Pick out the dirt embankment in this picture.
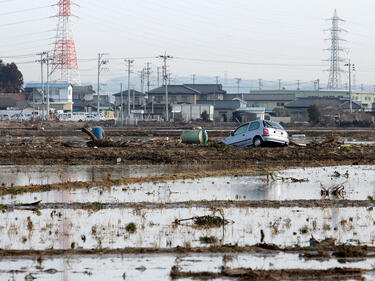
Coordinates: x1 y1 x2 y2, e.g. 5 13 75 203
0 140 372 166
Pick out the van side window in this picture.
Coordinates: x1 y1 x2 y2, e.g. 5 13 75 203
248 121 260 131
233 124 248 136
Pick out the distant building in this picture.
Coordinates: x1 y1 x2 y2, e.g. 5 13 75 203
72 85 95 102
171 104 214 121
224 93 296 112
0 93 29 110
113 90 146 109
285 97 362 122
197 99 246 122
24 83 73 112
184 84 226 100
147 85 201 116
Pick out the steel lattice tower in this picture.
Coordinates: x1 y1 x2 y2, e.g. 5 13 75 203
51 0 80 85
326 9 346 90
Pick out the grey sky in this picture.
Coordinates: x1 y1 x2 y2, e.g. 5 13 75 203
1 0 374 87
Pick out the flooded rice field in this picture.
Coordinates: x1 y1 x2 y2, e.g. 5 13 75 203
2 252 375 281
2 165 375 204
2 163 375 280
1 206 375 250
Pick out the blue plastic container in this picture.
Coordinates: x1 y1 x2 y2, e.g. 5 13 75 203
92 127 103 139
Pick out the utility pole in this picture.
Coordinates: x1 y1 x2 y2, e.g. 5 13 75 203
133 88 135 110
145 63 152 112
316 79 320 97
46 52 50 119
345 61 355 113
36 52 46 119
235 78 242 99
158 53 173 121
297 80 301 91
97 53 109 116
120 82 123 125
125 59 134 118
278 79 282 90
258 79 262 90
215 76 220 84
192 74 196 84
157 67 160 87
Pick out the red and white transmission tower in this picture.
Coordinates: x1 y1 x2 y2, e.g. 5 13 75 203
51 0 80 85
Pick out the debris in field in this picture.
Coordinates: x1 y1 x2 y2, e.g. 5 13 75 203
170 266 364 280
181 129 208 145
333 245 368 258
199 236 218 244
309 235 319 247
260 229 265 243
24 273 36 281
125 222 137 233
174 215 230 228
18 200 42 207
135 266 146 272
255 243 281 250
194 216 226 227
320 183 346 198
262 168 308 183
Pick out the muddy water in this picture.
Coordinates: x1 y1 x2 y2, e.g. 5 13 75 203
0 252 374 281
0 164 212 187
2 165 375 204
0 206 374 250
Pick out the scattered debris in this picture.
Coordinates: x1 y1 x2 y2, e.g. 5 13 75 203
320 183 346 198
199 236 218 244
125 222 137 234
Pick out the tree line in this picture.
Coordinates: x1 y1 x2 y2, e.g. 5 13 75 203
0 60 23 93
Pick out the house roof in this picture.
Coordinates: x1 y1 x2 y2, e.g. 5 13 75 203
197 100 242 110
72 85 95 94
285 97 361 110
113 90 144 97
284 98 318 108
339 100 362 110
25 83 71 89
0 97 29 109
224 93 296 101
149 85 201 95
183 84 226 94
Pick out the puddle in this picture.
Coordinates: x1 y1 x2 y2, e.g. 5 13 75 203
3 165 375 204
0 252 374 281
0 206 374 250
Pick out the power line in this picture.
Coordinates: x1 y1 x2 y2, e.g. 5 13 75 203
174 57 324 67
0 5 52 16
0 17 51 28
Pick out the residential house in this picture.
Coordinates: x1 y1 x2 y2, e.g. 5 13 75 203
285 97 362 123
92 94 113 111
224 93 296 112
24 83 73 112
352 92 375 110
71 85 95 112
0 93 29 110
147 85 201 115
184 84 226 100
197 99 246 122
113 90 146 109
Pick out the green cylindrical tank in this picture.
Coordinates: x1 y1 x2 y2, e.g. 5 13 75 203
181 128 208 145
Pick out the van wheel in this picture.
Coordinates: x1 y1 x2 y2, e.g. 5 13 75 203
253 137 263 147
